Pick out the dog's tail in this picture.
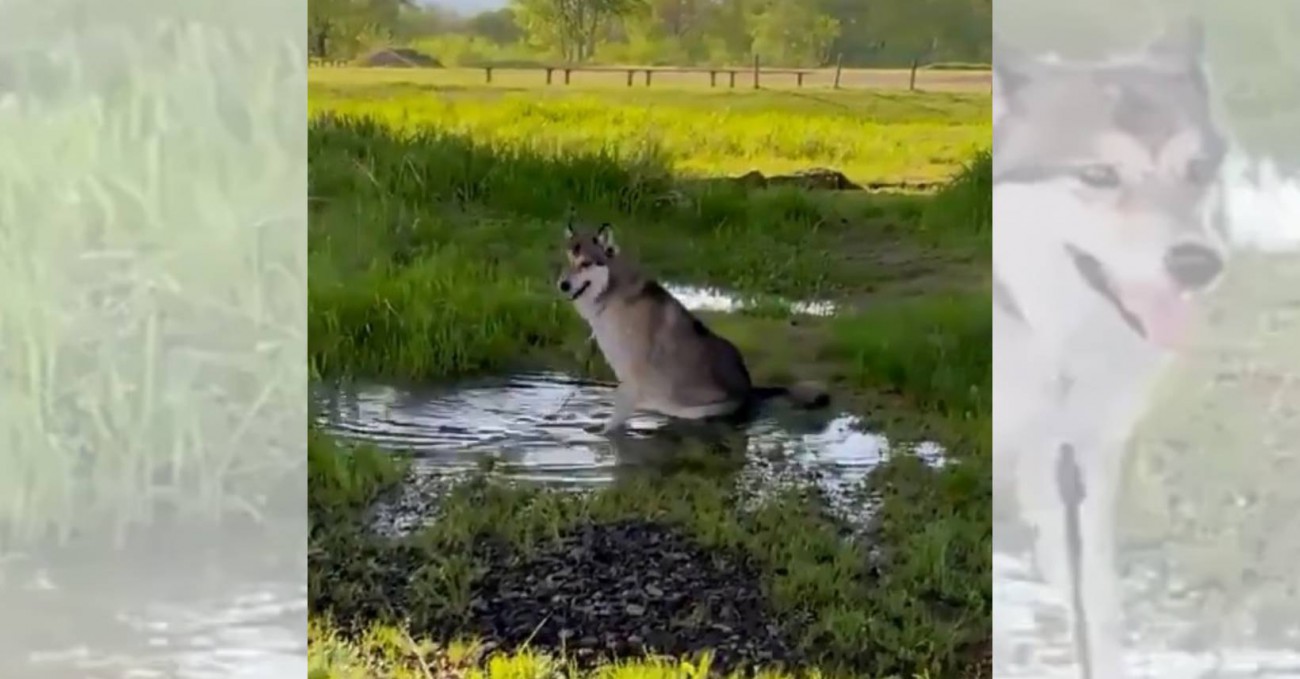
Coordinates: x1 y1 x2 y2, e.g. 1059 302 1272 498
751 382 830 409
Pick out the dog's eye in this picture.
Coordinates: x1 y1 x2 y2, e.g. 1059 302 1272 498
579 261 592 270
1076 164 1122 189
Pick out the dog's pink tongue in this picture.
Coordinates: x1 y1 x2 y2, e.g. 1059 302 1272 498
1121 284 1193 349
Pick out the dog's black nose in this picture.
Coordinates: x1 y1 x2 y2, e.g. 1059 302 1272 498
558 280 571 293
1164 243 1223 290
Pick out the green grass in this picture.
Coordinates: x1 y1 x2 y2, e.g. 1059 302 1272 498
308 434 989 678
308 73 991 678
310 618 851 679
308 76 990 186
828 292 991 423
309 116 988 389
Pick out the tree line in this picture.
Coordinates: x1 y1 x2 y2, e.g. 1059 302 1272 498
309 0 991 68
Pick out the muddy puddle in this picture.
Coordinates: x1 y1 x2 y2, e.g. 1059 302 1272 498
2 526 305 678
314 282 932 533
994 549 1300 678
313 370 945 536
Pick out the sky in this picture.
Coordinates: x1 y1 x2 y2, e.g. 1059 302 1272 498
417 0 507 15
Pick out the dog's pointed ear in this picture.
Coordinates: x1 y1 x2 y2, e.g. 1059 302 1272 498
564 223 574 239
595 223 617 256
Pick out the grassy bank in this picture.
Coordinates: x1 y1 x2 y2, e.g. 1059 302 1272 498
308 77 991 677
309 117 987 420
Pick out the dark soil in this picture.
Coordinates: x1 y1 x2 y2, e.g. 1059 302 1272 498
310 518 809 674
466 520 804 670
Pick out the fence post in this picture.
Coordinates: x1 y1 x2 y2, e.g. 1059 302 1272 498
729 71 736 88
564 68 571 85
710 70 717 87
833 53 843 89
546 67 554 85
644 70 651 86
485 66 493 84
752 54 760 89
796 72 805 88
909 57 919 91
627 69 633 87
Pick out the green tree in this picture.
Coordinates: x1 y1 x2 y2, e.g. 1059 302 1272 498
512 0 648 62
613 0 710 63
467 8 524 44
746 0 840 66
308 0 414 59
699 0 755 62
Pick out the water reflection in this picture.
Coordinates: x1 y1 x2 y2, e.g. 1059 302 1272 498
313 371 946 534
665 283 837 316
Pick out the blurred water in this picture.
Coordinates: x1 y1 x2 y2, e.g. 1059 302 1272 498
1 526 305 679
994 547 1300 678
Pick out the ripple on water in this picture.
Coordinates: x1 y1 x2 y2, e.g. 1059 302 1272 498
313 371 946 533
23 586 304 678
664 283 837 316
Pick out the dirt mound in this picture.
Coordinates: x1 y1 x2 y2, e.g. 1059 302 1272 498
732 168 863 191
360 47 441 68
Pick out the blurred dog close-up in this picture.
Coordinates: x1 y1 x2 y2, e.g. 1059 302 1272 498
993 19 1231 679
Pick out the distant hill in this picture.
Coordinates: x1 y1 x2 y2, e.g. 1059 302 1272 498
415 0 507 15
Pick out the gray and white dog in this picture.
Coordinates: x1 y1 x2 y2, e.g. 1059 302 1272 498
993 20 1230 678
556 221 828 434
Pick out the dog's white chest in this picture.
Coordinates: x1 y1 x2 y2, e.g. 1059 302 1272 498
586 314 642 383
585 305 650 382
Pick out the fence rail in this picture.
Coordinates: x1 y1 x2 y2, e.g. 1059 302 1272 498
308 57 990 92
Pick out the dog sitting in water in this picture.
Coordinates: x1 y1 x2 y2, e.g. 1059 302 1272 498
556 220 829 434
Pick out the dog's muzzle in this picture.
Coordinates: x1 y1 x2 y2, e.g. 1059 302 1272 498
558 279 591 301
1164 242 1223 291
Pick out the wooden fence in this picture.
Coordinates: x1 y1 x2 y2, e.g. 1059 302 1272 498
482 60 820 89
309 55 988 92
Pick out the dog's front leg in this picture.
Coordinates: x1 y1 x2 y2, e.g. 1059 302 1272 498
602 384 637 434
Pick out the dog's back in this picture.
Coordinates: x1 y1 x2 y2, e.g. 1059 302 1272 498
598 277 756 418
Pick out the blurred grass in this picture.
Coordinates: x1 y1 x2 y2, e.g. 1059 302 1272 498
0 7 305 548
